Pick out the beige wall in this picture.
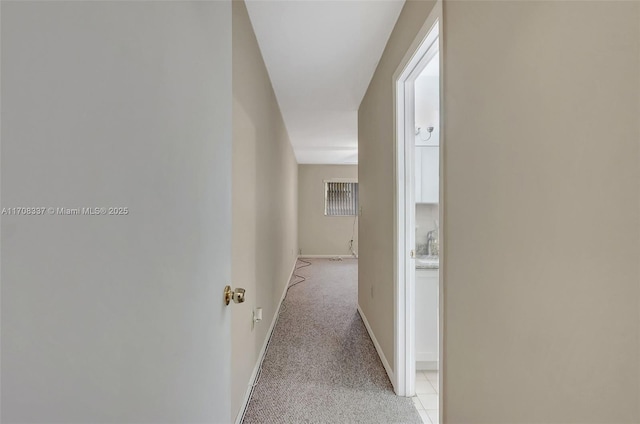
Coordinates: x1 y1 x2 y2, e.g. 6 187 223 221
231 1 299 420
298 165 358 256
442 2 639 422
359 0 640 422
358 0 437 382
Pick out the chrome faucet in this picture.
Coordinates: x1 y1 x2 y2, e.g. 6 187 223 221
426 230 436 257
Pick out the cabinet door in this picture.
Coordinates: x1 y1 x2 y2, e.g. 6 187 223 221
421 147 439 204
415 269 439 366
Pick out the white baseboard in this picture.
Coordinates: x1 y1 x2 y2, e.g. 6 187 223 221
416 360 438 371
357 304 396 392
234 256 298 424
299 254 357 259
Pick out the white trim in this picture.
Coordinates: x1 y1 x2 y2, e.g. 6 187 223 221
234 257 299 424
392 0 442 400
298 254 356 259
357 305 395 392
437 7 445 412
416 361 438 372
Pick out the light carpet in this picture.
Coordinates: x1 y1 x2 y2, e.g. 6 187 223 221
242 258 422 424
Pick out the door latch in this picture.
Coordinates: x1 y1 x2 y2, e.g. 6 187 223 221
224 286 246 305
410 249 415 258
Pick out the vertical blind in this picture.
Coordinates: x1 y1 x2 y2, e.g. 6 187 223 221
324 182 358 216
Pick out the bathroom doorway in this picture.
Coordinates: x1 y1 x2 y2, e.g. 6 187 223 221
412 41 440 422
393 2 442 421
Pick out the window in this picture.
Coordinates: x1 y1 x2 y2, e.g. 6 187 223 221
324 181 358 216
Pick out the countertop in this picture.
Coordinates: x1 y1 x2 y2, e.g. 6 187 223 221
415 256 439 270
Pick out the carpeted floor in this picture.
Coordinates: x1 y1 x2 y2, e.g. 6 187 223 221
242 258 423 424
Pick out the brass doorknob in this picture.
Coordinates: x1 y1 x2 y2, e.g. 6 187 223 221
224 286 246 305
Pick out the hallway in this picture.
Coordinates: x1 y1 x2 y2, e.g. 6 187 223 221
242 259 422 423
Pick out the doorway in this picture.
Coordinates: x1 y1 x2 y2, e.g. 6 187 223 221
393 2 442 420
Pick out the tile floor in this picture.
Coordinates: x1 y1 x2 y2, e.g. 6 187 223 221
412 370 439 424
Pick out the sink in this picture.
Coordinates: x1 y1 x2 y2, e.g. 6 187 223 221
415 256 439 269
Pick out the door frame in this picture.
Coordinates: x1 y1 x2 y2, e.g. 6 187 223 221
392 1 443 399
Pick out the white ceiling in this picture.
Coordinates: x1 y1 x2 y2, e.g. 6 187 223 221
245 0 405 165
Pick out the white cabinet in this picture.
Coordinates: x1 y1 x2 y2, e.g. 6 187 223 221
415 268 438 370
415 146 439 204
